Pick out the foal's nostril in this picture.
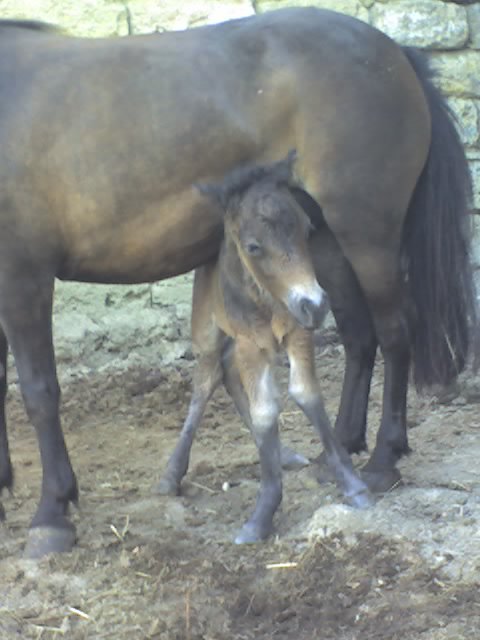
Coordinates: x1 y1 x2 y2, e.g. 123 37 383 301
301 298 312 315
300 298 317 324
287 287 324 329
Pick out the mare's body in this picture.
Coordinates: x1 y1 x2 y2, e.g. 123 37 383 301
0 9 473 557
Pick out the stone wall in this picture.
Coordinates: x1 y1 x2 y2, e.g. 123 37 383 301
1 0 478 373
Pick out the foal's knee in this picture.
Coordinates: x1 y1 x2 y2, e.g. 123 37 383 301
250 399 280 434
288 360 318 409
289 378 318 408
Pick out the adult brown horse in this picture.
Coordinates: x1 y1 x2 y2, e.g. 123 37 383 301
0 8 474 558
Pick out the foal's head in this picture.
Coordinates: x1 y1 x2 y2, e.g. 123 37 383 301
197 151 324 329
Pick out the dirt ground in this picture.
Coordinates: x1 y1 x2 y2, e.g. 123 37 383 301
1 330 480 639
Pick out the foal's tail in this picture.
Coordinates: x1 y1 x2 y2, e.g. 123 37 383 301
402 47 476 389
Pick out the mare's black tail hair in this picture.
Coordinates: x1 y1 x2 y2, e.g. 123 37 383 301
402 46 476 388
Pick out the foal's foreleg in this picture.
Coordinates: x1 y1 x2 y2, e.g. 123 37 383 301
222 340 308 470
229 337 283 543
285 328 373 508
155 266 223 496
0 328 11 521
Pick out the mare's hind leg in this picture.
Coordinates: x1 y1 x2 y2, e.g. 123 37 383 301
0 275 78 557
336 241 410 493
226 336 283 544
298 190 401 491
154 266 224 496
0 328 12 520
285 327 373 508
309 227 377 455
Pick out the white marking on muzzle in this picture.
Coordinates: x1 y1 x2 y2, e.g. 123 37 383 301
288 281 324 309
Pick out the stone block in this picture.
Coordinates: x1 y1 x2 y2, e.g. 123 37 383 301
115 0 254 33
447 98 480 148
470 211 480 268
370 0 468 49
467 4 480 49
430 51 480 99
0 0 124 35
256 0 369 23
0 0 254 35
468 159 480 210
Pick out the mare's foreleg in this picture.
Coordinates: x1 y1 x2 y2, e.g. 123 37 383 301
0 328 11 520
0 274 77 558
155 266 223 496
229 337 283 543
285 327 373 508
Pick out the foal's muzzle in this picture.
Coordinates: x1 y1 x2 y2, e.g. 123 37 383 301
287 283 325 329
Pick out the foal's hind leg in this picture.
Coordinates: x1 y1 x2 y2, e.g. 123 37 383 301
0 328 12 521
285 327 373 508
226 337 283 544
0 275 78 557
154 266 224 496
154 346 223 496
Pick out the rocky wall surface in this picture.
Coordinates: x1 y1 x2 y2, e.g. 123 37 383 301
0 0 478 372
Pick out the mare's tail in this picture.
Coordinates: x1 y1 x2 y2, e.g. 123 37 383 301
402 47 476 389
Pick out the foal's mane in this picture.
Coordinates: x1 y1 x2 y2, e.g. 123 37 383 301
220 164 291 202
196 151 298 213
221 151 297 203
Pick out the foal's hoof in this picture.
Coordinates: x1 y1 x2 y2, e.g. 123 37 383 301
345 488 375 510
311 453 334 485
152 476 181 497
361 467 402 494
24 525 77 559
280 445 310 470
234 521 272 545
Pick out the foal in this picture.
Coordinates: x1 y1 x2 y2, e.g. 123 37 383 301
156 153 372 543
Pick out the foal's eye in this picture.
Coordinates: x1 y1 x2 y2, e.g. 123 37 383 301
246 241 262 257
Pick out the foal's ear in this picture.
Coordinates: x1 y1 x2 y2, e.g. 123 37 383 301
274 149 298 184
194 182 228 211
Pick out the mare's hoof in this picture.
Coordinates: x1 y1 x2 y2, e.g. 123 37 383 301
345 488 375 509
361 467 402 494
24 525 77 559
152 476 181 496
234 522 272 545
280 445 310 470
